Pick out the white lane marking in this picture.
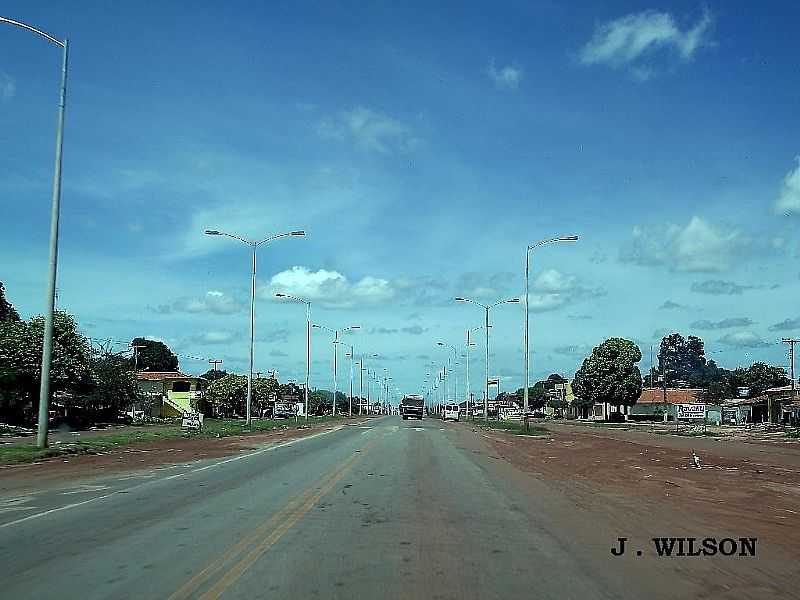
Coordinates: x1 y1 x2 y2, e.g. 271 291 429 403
61 484 110 495
413 428 424 431
0 496 37 514
0 426 342 530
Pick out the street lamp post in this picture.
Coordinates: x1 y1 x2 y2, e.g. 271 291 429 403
205 229 304 426
464 327 479 419
524 236 578 423
313 324 359 416
456 296 520 422
2 16 69 449
437 342 458 405
275 293 312 420
344 345 356 416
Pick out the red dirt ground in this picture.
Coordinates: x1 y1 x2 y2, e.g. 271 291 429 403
477 422 800 599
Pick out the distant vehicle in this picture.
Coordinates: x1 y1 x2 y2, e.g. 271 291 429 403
442 403 460 421
401 395 424 420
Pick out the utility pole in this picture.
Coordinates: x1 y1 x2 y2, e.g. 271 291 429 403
782 339 798 424
131 343 146 374
782 338 798 391
209 359 223 373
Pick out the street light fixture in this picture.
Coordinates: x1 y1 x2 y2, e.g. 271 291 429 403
312 324 360 415
2 16 69 449
275 292 312 421
455 296 520 422
205 228 304 426
524 235 578 421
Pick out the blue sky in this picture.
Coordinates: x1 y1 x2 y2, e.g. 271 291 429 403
3 1 800 399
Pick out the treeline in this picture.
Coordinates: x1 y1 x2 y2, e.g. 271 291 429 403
645 333 788 401
0 282 139 424
201 373 355 416
511 333 790 413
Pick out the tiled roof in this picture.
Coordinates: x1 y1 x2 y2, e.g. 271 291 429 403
637 388 703 405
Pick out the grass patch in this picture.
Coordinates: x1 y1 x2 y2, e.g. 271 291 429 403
785 429 800 439
0 415 350 465
472 419 549 436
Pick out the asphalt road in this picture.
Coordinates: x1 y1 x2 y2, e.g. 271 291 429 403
0 417 704 599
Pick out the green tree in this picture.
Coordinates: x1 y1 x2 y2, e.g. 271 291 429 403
658 333 707 386
206 374 247 416
201 368 228 383
252 376 280 413
734 362 789 398
0 311 93 423
573 338 643 414
130 337 178 372
0 282 20 322
309 389 332 415
85 352 140 418
514 382 547 410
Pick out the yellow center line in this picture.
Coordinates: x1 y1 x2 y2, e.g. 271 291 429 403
169 438 375 600
198 449 367 600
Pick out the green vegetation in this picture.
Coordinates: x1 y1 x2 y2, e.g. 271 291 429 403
473 419 549 436
573 338 643 413
0 416 350 465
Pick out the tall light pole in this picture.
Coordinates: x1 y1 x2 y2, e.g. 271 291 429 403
205 229 304 426
313 324 359 415
357 353 378 415
456 296 520 422
2 17 69 449
524 236 578 421
464 327 479 418
275 292 311 420
345 345 356 416
437 342 458 405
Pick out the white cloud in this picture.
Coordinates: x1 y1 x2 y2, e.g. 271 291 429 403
620 216 749 273
185 331 238 345
487 60 523 90
580 9 712 73
262 266 395 309
533 269 577 293
527 269 604 313
718 331 771 348
0 73 15 100
774 157 800 215
317 107 419 153
153 290 241 315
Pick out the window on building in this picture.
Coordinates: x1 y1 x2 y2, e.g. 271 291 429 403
172 381 190 393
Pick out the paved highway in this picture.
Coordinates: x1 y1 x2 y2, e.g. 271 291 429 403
0 417 699 599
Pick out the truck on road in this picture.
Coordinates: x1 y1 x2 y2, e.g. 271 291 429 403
400 395 424 420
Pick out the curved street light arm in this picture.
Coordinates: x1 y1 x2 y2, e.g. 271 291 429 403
210 230 252 246
0 16 64 47
275 292 310 305
454 297 489 309
255 230 304 246
528 235 579 251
